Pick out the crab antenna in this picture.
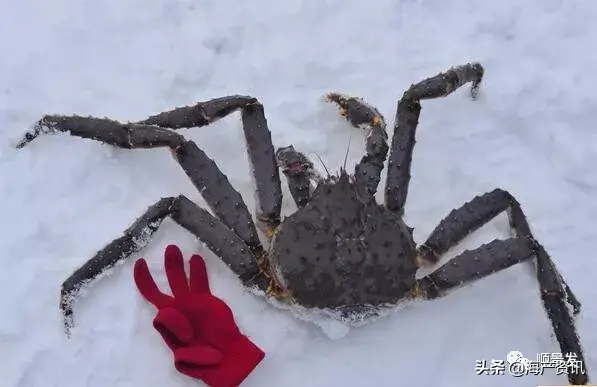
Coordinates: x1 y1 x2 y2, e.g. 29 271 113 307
343 132 353 172
312 152 331 177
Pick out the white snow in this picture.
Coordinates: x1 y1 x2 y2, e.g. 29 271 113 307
1 0 596 386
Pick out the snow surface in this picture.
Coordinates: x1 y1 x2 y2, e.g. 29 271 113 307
1 0 596 386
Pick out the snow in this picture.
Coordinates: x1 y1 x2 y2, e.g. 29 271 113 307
1 0 596 386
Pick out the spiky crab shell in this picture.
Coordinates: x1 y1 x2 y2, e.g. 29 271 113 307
267 172 419 310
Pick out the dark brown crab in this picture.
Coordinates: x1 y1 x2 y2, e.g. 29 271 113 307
17 63 588 385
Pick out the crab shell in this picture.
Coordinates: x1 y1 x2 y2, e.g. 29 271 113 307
267 170 419 311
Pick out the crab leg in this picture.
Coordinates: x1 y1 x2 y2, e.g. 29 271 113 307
326 93 389 196
416 189 580 309
385 63 484 215
59 195 264 336
18 95 283 238
136 96 283 237
415 189 587 385
18 114 273 334
17 114 263 252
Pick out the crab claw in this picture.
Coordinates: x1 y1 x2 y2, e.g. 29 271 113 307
325 92 386 129
275 145 314 176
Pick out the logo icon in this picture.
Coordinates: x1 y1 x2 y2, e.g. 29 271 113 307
506 350 532 377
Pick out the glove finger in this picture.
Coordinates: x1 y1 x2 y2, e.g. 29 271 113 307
174 345 223 368
164 244 190 298
154 307 193 345
133 258 173 308
189 254 211 294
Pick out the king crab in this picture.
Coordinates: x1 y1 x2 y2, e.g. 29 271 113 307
17 62 588 385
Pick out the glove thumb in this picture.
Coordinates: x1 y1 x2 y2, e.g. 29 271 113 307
153 307 193 346
174 345 223 369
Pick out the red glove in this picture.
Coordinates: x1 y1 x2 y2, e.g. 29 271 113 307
133 244 265 387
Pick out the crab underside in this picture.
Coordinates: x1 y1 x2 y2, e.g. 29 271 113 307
17 63 589 385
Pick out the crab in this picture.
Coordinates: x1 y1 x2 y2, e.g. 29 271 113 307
17 62 588 385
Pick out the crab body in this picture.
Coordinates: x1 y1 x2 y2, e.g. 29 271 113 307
268 173 417 309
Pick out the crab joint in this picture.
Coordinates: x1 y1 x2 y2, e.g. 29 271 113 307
410 280 432 300
253 247 292 302
255 211 280 240
409 283 424 299
264 226 277 239
416 244 439 267
415 254 433 268
371 115 383 128
266 280 292 301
